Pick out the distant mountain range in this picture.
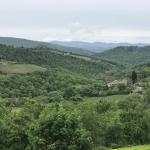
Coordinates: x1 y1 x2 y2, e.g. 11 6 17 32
51 41 149 52
0 37 92 55
0 37 149 55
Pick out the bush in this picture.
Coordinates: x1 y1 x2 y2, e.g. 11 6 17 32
48 91 64 103
96 100 111 114
144 89 150 104
63 87 77 99
80 86 99 97
118 94 150 145
28 104 92 150
70 95 83 102
118 83 126 91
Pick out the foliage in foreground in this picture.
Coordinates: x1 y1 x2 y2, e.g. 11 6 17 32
0 44 150 150
0 93 150 150
0 103 92 150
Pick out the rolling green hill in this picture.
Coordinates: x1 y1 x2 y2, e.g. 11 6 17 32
0 37 92 55
96 46 150 66
0 44 122 76
0 43 150 150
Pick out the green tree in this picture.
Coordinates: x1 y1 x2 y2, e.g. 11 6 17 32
144 89 150 105
28 104 92 150
48 91 64 103
118 94 150 145
0 109 30 150
63 87 76 99
132 71 137 84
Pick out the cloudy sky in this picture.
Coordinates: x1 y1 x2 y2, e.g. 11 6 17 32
0 0 150 43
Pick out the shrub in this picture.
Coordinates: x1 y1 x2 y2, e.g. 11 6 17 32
70 95 83 102
28 104 92 150
48 91 64 103
63 87 77 99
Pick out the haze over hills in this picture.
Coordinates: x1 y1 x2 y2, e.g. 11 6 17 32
51 40 149 52
0 37 92 55
1 37 149 55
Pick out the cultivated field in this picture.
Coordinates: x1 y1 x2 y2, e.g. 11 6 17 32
0 63 46 74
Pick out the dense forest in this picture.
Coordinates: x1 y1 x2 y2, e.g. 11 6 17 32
96 46 150 65
0 37 92 55
0 44 150 150
0 44 123 77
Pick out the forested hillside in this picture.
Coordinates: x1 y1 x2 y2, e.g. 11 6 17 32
0 44 150 150
96 46 150 65
0 37 92 55
1 0 150 149
0 44 122 76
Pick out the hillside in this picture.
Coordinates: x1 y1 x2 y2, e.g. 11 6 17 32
0 37 92 55
1 0 150 149
96 46 150 65
0 44 122 77
0 43 150 150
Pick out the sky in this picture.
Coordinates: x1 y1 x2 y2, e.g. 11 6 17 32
0 0 150 43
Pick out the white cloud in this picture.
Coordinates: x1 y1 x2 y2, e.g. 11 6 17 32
0 0 150 43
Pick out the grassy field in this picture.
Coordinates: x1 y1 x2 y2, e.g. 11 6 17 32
113 145 150 150
0 63 46 74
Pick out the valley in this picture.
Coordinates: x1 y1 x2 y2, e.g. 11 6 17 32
1 0 150 149
0 41 150 150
